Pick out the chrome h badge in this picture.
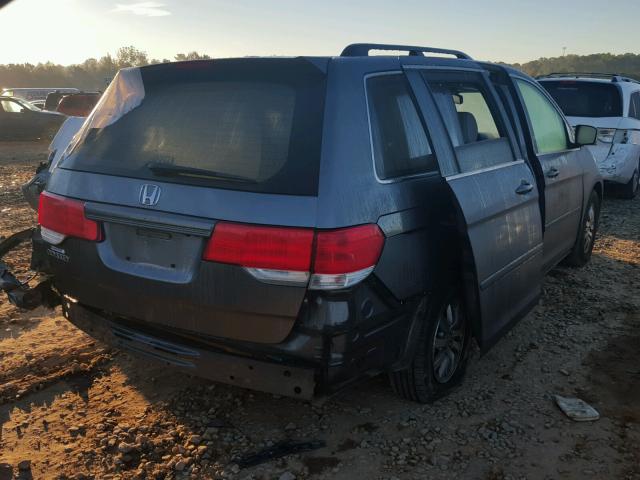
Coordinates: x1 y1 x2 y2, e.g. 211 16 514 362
139 184 161 206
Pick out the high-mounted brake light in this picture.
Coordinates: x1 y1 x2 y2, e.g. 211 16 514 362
203 222 385 290
38 191 102 244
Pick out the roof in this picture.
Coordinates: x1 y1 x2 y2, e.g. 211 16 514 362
137 43 485 77
537 72 640 85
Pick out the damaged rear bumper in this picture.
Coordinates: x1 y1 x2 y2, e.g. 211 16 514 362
3 228 418 400
62 299 317 399
0 228 60 310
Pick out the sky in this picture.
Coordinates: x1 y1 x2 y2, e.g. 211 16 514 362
2 0 640 65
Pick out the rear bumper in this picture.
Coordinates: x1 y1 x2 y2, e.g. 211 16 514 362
4 230 421 399
62 286 417 399
63 299 318 399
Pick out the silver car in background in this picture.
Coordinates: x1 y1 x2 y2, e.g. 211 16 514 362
539 73 640 198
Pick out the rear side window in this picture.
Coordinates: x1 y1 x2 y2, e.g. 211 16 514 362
62 59 327 196
516 79 569 155
540 80 622 117
423 71 515 173
367 74 437 180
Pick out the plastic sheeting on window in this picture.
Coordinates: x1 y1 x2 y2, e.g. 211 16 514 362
49 116 86 171
63 67 145 158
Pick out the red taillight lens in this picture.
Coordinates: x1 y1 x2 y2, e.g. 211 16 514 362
203 222 314 271
313 224 384 274
38 191 101 241
203 222 385 289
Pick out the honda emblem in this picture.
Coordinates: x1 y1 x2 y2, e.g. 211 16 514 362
139 184 161 206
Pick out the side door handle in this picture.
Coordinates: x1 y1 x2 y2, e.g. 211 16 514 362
515 180 534 195
546 167 560 178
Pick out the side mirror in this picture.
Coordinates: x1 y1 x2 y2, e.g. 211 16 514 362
575 125 597 146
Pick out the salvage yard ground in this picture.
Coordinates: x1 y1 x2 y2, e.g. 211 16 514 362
0 141 639 480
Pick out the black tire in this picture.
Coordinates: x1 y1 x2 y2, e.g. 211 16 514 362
620 167 639 199
565 190 600 267
389 285 471 403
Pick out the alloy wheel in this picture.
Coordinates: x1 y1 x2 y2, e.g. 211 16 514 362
431 301 466 383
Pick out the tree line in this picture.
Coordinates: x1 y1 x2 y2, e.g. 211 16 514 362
0 46 211 91
512 53 640 80
2 47 640 92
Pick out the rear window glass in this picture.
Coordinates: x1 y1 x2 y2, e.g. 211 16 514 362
62 59 327 196
540 81 622 117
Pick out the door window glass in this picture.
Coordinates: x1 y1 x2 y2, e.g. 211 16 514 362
367 74 437 179
516 79 569 154
424 71 514 173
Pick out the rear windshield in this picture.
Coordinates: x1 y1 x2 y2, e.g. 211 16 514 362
540 81 622 117
62 94 98 109
62 59 327 196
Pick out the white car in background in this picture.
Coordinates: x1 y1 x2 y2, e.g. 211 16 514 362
538 73 640 198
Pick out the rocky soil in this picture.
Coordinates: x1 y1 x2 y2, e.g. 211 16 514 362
0 141 638 479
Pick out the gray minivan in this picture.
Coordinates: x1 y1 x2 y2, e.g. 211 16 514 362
25 44 602 402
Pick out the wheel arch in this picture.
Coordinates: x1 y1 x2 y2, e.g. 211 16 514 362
593 180 604 204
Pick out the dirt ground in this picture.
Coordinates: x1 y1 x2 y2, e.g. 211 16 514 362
0 141 638 480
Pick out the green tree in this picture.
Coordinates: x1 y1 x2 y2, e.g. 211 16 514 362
115 46 149 68
174 51 211 61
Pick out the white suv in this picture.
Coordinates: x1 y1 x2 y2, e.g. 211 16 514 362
539 73 640 198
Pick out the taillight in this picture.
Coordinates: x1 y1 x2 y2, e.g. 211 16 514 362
310 225 385 290
38 191 102 244
203 222 385 290
597 128 616 144
203 223 314 271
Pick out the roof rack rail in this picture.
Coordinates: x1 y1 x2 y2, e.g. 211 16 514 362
340 43 472 60
536 72 640 84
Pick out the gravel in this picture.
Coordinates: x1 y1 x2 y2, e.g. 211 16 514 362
0 141 639 479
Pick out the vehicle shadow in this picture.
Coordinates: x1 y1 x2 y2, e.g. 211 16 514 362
598 193 640 243
0 368 102 442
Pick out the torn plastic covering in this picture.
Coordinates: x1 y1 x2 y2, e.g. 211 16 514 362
20 116 87 211
64 67 145 158
49 116 86 171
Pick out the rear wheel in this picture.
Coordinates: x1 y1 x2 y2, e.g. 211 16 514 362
565 190 600 267
389 286 470 403
621 167 639 199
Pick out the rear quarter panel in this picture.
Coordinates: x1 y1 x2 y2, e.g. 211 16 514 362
316 58 453 300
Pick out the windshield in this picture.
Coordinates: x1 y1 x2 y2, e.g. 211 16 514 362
540 80 622 117
62 58 326 196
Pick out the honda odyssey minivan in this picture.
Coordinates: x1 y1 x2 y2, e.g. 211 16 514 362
27 44 603 402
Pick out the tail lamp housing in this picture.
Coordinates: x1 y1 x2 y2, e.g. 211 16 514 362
203 222 385 290
38 191 102 244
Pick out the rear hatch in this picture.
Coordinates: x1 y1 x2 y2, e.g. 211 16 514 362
44 58 327 344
